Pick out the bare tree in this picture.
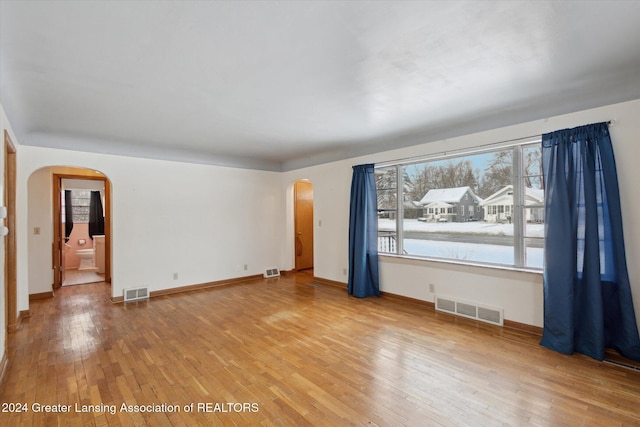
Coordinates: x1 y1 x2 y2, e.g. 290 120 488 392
375 167 397 214
407 160 480 201
477 150 513 198
524 146 543 189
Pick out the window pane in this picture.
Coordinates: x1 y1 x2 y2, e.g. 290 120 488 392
523 144 544 216
378 221 397 253
70 190 92 223
72 206 90 222
400 150 514 265
71 197 90 206
523 145 545 232
524 207 544 236
523 145 542 182
526 176 543 189
525 237 544 268
376 167 397 253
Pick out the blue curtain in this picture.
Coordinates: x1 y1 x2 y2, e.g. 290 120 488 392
348 164 380 298
541 122 640 361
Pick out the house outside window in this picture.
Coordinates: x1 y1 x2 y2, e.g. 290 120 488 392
377 141 543 269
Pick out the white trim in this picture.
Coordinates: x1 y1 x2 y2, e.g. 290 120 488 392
375 137 541 168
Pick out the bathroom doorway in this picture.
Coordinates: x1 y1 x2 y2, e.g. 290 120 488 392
52 169 111 288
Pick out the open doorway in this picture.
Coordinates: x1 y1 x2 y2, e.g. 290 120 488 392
294 180 314 271
52 169 111 288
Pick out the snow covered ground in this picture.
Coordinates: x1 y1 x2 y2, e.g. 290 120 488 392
378 219 544 237
378 219 544 268
402 238 543 268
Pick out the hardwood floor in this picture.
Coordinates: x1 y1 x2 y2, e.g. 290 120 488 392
2 271 640 426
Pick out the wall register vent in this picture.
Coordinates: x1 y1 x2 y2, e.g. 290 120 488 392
264 268 280 278
124 287 149 302
435 295 504 326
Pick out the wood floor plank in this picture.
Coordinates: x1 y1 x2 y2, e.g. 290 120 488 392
1 271 640 426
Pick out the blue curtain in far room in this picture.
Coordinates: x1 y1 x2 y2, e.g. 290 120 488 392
88 191 105 239
541 122 640 361
348 164 380 298
64 190 73 243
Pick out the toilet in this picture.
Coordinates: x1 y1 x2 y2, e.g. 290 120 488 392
76 248 96 270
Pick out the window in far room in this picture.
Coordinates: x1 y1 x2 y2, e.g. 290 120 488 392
61 190 92 223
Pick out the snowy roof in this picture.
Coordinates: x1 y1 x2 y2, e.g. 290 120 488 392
423 201 453 208
481 185 544 206
526 187 544 202
404 200 423 208
419 186 481 205
481 185 513 205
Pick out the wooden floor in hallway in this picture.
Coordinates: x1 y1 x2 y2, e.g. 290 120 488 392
2 271 640 426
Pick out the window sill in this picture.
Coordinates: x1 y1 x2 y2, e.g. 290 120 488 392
378 253 543 276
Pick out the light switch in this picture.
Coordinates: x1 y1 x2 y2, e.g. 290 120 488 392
34 227 40 235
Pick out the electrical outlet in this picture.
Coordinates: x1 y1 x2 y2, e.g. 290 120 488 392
173 273 178 280
429 283 435 293
243 264 248 271
34 227 40 235
343 267 347 275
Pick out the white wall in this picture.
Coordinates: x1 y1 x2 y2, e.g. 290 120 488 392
27 168 53 295
283 99 640 328
19 144 284 306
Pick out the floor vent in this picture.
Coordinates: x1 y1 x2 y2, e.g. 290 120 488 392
263 268 280 278
604 359 640 372
435 295 503 326
124 287 149 302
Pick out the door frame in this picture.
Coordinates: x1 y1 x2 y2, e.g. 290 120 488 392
4 131 17 334
52 172 112 288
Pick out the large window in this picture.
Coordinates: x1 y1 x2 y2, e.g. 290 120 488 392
376 141 543 269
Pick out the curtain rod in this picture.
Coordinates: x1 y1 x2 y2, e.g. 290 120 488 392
374 120 613 169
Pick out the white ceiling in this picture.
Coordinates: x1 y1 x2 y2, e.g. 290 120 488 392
2 1 640 171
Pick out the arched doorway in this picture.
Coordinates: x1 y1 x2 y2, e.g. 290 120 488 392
294 180 314 271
